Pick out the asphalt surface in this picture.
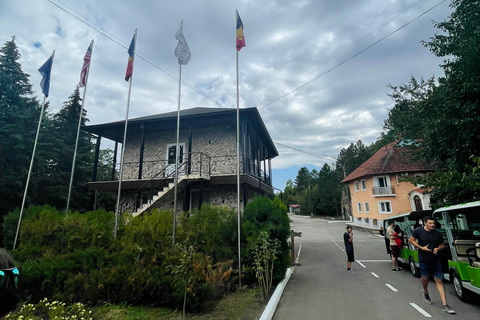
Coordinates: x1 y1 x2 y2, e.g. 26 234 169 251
273 214 480 320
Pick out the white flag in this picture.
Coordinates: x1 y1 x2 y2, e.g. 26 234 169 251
175 21 191 65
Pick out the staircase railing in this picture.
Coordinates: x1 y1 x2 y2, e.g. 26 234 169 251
118 152 211 214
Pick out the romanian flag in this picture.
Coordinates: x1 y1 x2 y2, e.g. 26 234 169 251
125 34 135 81
236 12 245 51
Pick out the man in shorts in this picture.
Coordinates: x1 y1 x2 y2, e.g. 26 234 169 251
344 226 355 273
387 221 402 271
410 216 456 314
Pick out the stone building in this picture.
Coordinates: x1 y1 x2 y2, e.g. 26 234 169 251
83 107 278 215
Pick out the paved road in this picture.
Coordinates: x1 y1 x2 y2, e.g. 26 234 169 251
273 214 480 320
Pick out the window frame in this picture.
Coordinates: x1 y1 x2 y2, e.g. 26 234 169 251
354 181 359 192
378 200 392 214
364 202 370 213
357 202 362 212
361 179 367 191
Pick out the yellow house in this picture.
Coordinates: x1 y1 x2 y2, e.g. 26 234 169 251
341 140 435 229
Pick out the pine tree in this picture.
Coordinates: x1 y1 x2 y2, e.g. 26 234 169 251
0 37 42 217
39 87 94 211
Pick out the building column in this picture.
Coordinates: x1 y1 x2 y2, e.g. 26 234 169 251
188 123 192 174
198 178 203 210
111 141 118 181
90 135 101 210
138 124 145 179
268 159 272 186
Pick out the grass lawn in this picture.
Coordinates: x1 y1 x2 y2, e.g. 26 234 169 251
93 287 266 320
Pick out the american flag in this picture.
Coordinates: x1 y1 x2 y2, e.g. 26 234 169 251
79 40 93 87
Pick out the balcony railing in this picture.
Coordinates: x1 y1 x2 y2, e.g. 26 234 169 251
372 186 395 195
100 152 272 186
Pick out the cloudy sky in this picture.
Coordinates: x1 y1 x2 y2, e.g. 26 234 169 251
1 0 452 191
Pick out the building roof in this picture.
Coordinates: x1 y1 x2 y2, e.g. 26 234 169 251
341 140 435 183
83 107 279 158
289 204 300 208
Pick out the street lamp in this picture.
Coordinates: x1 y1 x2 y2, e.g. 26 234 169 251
340 155 358 221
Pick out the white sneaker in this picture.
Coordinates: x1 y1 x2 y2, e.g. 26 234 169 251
348 269 356 273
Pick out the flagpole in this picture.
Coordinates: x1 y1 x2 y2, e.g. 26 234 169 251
173 63 182 249
14 98 47 250
236 9 242 288
14 51 55 250
66 40 94 214
114 30 137 239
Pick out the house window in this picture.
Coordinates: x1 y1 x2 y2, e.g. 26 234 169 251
374 176 389 188
364 202 370 213
414 173 423 178
357 202 362 212
378 201 392 214
373 175 394 195
401 172 408 177
361 179 366 190
354 181 359 192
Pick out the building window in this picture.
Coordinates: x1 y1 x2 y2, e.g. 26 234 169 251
361 179 366 190
378 201 392 214
364 202 370 213
373 175 395 195
357 202 362 212
354 181 359 192
401 172 408 177
374 175 389 188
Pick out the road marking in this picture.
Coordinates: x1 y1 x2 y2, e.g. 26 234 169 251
371 272 379 278
385 284 398 292
296 243 302 264
356 260 366 268
356 260 391 263
409 303 432 317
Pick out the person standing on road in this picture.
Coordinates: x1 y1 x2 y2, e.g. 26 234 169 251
409 216 456 314
344 226 355 273
387 221 402 272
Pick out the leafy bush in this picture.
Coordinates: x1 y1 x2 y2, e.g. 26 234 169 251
4 205 240 311
242 196 290 284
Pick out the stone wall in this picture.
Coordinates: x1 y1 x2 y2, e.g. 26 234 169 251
122 124 244 179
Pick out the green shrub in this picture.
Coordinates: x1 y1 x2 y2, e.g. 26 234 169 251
242 196 290 284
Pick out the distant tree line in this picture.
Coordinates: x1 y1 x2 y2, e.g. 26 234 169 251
283 0 480 213
0 37 115 244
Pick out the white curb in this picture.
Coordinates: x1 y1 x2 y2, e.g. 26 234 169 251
259 267 293 320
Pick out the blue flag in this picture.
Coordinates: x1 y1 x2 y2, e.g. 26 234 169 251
38 51 55 97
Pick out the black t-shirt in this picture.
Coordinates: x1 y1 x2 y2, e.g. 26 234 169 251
344 232 353 251
411 226 444 262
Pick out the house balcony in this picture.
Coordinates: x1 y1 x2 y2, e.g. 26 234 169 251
89 152 272 192
372 186 396 196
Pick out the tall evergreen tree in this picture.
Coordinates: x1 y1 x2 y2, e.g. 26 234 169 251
0 37 42 217
38 87 94 211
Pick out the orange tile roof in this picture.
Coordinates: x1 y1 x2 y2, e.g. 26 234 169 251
341 140 435 183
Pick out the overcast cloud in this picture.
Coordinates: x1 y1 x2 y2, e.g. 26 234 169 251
0 0 452 190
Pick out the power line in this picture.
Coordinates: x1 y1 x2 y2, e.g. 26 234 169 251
255 0 425 109
258 0 447 109
47 0 226 108
274 141 337 162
